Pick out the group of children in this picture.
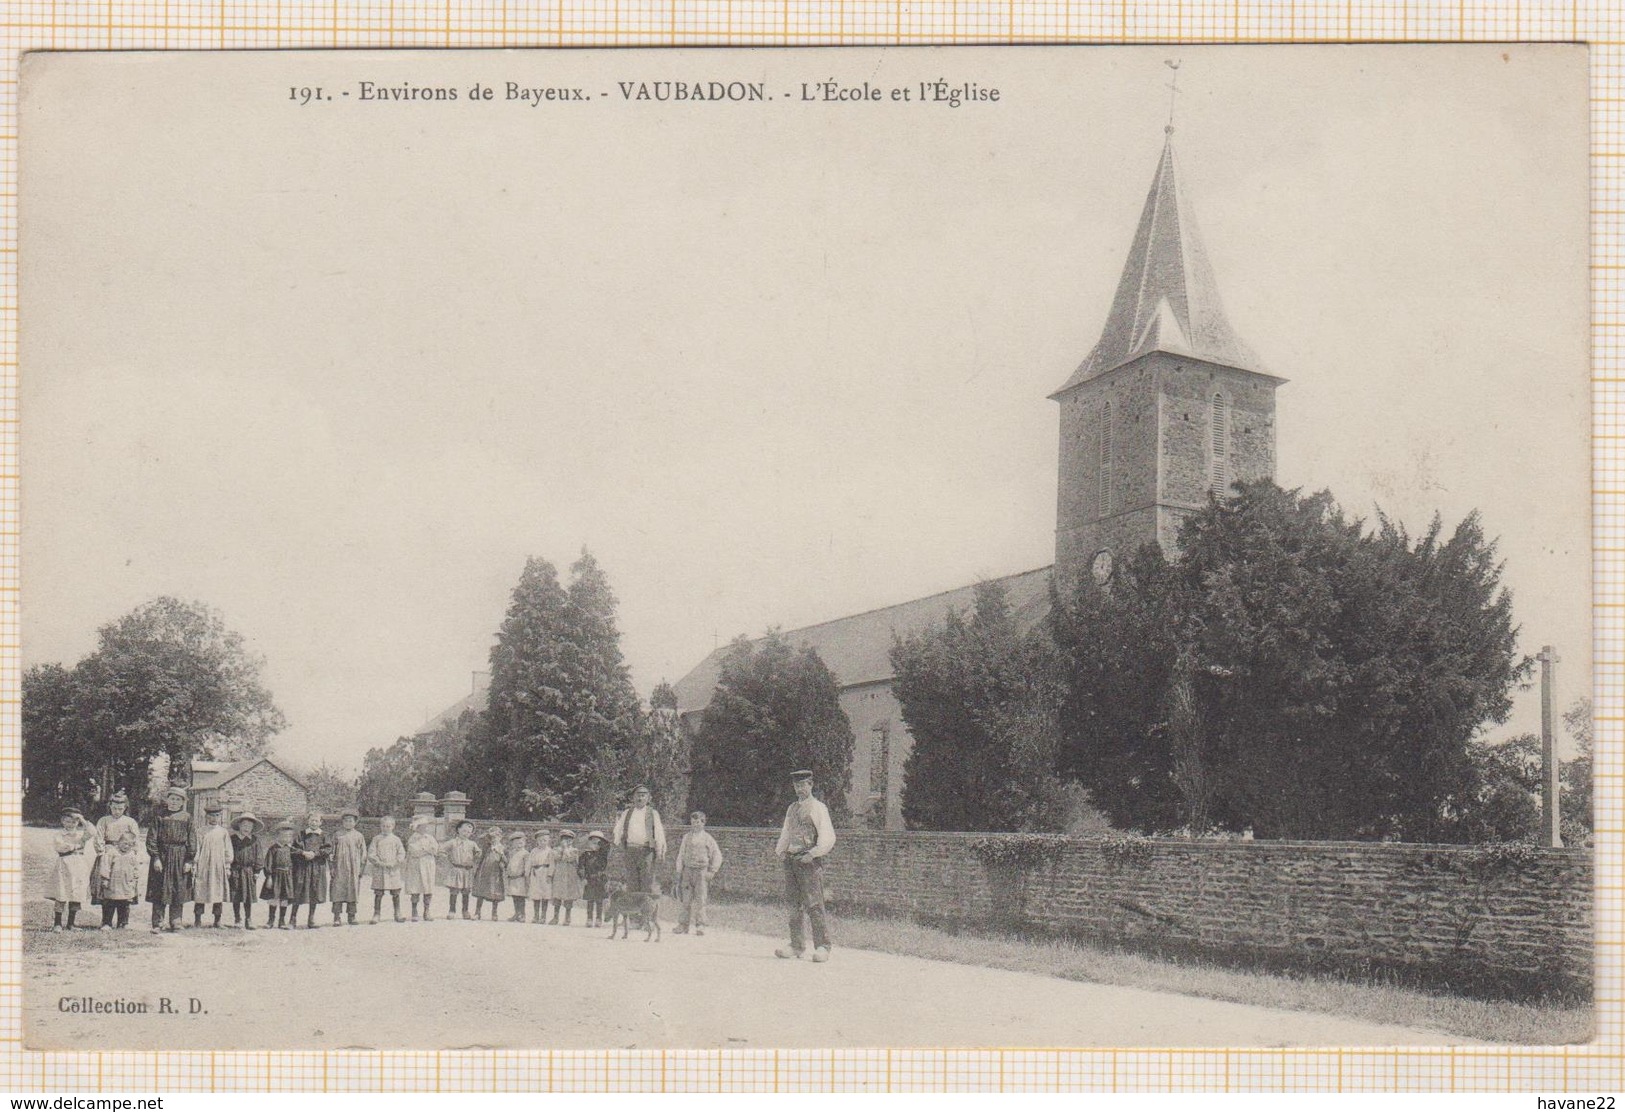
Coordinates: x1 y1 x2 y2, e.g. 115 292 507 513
48 788 725 939
46 792 622 933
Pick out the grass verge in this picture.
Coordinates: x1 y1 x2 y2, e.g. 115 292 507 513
687 895 1593 1046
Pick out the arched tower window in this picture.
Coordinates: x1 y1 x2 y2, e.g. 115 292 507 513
1209 391 1230 494
1098 401 1114 517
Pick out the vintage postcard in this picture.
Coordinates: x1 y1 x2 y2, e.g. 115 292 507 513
19 45 1592 1052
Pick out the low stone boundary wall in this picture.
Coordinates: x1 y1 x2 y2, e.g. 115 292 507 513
335 817 1591 996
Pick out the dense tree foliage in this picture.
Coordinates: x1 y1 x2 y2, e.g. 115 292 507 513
299 759 360 813
892 580 1074 832
1054 482 1529 840
687 631 853 826
356 550 642 821
22 597 286 819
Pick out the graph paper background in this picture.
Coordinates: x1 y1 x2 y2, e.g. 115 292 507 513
0 0 1619 1095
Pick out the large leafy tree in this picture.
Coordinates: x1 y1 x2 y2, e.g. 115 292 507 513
23 597 287 816
687 631 853 826
21 663 99 820
892 579 1069 831
1056 482 1529 840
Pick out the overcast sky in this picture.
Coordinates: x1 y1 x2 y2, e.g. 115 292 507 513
22 44 1591 772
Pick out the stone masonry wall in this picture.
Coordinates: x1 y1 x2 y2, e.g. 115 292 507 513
701 827 1592 996
333 816 1590 995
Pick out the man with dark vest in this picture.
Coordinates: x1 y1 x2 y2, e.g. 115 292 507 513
774 768 836 963
611 785 667 894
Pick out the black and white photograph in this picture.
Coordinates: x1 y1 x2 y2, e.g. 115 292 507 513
19 44 1593 1051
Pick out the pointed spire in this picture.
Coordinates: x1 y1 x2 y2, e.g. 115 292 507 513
1051 135 1263 397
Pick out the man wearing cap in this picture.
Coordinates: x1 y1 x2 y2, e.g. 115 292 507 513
146 785 198 933
611 785 667 895
774 769 836 963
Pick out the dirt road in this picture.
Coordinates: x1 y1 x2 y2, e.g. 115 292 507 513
22 827 1468 1050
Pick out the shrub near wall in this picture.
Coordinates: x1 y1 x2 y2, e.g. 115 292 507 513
696 827 1592 999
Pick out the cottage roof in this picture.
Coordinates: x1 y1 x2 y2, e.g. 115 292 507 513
1051 135 1266 397
190 755 307 791
672 566 1054 715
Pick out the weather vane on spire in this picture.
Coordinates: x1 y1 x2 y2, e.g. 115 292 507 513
1164 58 1181 134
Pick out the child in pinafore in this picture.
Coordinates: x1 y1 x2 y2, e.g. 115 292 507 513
472 827 506 921
292 819 330 928
147 786 197 933
405 816 442 921
228 813 262 930
579 830 609 928
367 814 406 924
328 808 367 926
444 819 479 919
91 792 142 910
51 808 96 931
550 829 582 925
191 803 234 928
260 821 297 929
100 830 142 930
526 830 554 924
504 831 530 922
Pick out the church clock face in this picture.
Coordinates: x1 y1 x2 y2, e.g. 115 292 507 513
1091 549 1115 585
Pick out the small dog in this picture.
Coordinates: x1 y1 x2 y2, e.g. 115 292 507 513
605 883 661 942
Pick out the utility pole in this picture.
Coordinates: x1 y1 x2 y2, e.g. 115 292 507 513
1539 645 1563 848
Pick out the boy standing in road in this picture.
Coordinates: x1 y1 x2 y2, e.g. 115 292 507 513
672 811 723 936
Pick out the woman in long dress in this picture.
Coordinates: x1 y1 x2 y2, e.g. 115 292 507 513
190 804 234 928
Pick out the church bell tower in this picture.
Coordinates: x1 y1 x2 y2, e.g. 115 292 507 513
1052 130 1285 594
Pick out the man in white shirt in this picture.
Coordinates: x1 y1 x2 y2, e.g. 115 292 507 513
774 768 836 963
611 785 667 894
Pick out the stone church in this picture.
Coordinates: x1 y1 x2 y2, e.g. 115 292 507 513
673 132 1285 829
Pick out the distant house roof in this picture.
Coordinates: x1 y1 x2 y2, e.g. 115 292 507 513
415 674 492 737
672 566 1054 715
191 755 307 791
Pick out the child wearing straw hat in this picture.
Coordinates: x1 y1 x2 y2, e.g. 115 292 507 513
228 812 263 930
191 803 234 929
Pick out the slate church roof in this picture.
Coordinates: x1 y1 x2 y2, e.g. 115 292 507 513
671 566 1054 715
1051 134 1266 397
